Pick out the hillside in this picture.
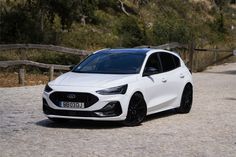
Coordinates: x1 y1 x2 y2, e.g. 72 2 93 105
1 0 235 50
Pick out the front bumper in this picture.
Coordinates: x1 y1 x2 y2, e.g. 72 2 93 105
42 89 129 121
43 99 123 118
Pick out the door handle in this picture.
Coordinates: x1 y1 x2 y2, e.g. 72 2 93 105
162 78 167 83
180 73 185 78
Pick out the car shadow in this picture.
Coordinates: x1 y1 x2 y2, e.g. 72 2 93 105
144 109 177 123
203 70 236 75
36 109 177 129
225 97 236 101
35 119 124 129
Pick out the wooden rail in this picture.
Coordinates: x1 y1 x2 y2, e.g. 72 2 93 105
0 60 70 70
0 44 86 85
135 42 187 50
197 53 234 71
0 44 90 56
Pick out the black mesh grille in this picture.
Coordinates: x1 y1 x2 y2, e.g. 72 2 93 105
43 100 122 117
49 92 99 108
43 104 98 117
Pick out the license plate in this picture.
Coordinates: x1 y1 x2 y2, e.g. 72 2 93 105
61 101 85 108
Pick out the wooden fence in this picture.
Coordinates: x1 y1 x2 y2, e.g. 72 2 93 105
0 44 90 85
0 43 235 86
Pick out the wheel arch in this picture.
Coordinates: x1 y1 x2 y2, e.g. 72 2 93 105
185 82 193 91
123 91 147 126
176 82 193 113
181 82 193 97
130 91 147 105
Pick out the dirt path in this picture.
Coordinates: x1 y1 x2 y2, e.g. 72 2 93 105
0 63 235 157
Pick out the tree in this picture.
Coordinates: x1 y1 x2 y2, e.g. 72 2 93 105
214 0 228 10
117 16 144 47
0 3 44 43
0 0 99 43
152 17 190 45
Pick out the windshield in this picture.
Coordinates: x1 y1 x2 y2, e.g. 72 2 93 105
73 52 146 74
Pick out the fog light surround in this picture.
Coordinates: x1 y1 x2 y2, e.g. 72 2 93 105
44 84 53 93
43 98 49 106
94 101 122 117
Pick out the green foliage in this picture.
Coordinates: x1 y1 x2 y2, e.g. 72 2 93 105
0 3 43 43
34 52 81 65
152 17 190 45
97 0 120 13
214 0 231 10
210 14 227 33
116 16 144 47
61 25 119 49
0 0 235 48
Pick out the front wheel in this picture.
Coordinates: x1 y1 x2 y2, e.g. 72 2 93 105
176 84 193 113
122 93 147 126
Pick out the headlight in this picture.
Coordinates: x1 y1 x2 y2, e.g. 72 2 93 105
44 84 53 93
96 84 128 95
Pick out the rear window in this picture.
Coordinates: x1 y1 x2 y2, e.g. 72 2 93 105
172 55 180 68
159 52 176 72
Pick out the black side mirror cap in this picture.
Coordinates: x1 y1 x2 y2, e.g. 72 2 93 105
143 67 158 76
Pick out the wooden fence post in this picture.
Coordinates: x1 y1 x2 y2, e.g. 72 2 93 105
214 46 218 66
195 50 199 71
188 41 195 72
19 49 27 85
19 68 25 86
49 66 54 81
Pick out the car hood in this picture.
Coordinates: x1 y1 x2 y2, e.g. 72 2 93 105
50 72 138 88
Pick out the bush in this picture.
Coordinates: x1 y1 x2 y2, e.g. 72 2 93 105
0 6 43 43
152 16 191 45
116 16 145 47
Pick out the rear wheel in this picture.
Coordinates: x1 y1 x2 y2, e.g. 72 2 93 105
176 84 193 113
123 93 147 126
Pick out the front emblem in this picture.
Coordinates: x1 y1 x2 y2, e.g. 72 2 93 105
67 94 76 99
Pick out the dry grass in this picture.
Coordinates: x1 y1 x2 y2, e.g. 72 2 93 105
0 72 49 87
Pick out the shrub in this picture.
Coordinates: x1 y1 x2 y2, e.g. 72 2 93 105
152 16 191 45
116 16 145 47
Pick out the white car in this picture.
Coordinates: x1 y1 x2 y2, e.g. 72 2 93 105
43 48 193 126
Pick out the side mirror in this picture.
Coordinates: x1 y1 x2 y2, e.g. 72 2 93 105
69 65 75 71
143 67 158 76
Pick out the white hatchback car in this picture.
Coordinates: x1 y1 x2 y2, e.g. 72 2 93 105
43 48 193 126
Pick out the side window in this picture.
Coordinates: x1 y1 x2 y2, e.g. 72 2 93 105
172 55 181 68
144 53 161 74
159 52 176 72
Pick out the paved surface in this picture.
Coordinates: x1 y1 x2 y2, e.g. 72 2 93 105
0 63 236 157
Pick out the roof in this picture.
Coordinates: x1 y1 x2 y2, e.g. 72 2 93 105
95 48 151 54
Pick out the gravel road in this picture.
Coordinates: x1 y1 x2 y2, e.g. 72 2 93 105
0 63 236 157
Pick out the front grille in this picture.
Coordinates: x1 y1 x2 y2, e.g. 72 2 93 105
49 92 99 108
43 100 122 117
43 104 98 117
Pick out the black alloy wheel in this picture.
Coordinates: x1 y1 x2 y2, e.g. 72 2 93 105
123 93 147 126
176 84 193 113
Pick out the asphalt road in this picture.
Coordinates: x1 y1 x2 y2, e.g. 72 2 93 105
0 63 236 157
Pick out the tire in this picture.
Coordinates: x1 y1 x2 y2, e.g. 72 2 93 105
123 93 147 126
48 117 69 123
176 84 193 113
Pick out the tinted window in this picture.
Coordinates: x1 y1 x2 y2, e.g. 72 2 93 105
172 55 180 68
144 53 161 73
73 52 146 74
159 52 176 72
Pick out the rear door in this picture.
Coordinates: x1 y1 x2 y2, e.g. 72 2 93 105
158 52 185 108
